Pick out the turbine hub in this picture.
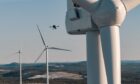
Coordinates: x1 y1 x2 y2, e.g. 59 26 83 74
91 0 127 27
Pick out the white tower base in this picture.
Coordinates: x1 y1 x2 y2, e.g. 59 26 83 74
100 26 121 84
86 31 107 84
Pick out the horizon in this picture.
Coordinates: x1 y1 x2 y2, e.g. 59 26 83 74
0 60 140 65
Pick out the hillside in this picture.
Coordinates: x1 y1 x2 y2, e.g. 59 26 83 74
0 61 139 84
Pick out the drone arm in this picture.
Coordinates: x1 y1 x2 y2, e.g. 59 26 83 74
122 0 140 12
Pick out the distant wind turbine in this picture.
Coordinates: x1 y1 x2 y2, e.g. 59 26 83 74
35 24 71 84
13 50 22 84
7 50 23 84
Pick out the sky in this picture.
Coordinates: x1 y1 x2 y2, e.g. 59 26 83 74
0 0 139 64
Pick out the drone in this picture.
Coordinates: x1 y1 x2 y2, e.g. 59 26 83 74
50 25 60 30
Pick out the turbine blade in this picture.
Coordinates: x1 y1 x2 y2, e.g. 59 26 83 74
100 26 121 84
36 24 47 47
6 52 18 58
34 49 46 63
86 31 107 84
122 0 140 11
47 47 71 52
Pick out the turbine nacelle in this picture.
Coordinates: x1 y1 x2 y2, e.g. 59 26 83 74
66 0 139 34
66 0 98 34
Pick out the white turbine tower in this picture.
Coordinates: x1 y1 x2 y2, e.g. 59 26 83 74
66 0 140 84
8 50 23 84
18 50 22 84
14 50 22 84
36 24 71 84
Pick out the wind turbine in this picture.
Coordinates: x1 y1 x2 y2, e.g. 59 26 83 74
66 1 108 84
18 50 22 84
7 50 23 84
36 24 71 84
12 50 22 84
66 0 140 84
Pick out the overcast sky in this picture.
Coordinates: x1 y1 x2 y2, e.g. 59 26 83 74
0 0 139 64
